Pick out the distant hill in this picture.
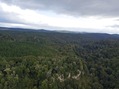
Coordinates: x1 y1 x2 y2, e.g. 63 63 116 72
0 27 119 40
0 27 50 32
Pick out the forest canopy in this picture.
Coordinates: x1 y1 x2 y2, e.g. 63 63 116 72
0 28 119 89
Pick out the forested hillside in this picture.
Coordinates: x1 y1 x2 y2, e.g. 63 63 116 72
0 28 119 89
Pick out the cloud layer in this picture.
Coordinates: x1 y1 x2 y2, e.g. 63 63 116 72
0 0 119 34
2 0 119 17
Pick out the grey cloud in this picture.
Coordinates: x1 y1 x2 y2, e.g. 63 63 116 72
1 0 119 17
0 5 58 29
0 10 23 24
0 6 35 27
109 25 119 28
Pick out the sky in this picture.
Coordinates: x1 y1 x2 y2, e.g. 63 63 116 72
0 0 119 34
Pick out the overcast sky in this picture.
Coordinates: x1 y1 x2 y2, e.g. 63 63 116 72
0 0 119 33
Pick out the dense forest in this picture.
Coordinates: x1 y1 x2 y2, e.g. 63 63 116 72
0 27 119 89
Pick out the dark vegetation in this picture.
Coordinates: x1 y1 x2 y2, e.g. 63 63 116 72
0 27 119 89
